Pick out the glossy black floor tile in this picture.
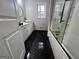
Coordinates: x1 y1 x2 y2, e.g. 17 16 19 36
24 31 54 59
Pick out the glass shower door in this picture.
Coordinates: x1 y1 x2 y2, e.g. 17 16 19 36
51 0 73 43
51 0 65 42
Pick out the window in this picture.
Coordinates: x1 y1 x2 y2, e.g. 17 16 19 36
37 3 46 18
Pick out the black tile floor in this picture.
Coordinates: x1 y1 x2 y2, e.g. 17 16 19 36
24 31 54 59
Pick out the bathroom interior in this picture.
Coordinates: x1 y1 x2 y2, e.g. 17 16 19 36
0 0 79 59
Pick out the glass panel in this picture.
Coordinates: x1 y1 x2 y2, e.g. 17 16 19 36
50 0 73 43
14 0 24 21
51 0 65 42
17 6 23 17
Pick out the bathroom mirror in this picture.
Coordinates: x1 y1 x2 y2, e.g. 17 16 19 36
13 0 24 21
50 0 74 43
17 5 24 18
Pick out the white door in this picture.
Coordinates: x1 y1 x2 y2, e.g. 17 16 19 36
5 30 25 59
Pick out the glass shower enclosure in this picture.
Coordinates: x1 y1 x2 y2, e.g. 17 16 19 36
50 0 74 43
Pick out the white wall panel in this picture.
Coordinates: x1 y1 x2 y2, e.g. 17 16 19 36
48 30 69 59
5 30 25 59
0 0 16 17
0 19 19 39
21 23 33 41
0 39 10 59
33 20 48 30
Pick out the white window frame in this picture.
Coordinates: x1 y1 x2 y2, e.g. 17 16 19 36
37 3 46 18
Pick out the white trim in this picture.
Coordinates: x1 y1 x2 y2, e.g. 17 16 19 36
62 44 75 59
0 19 18 21
20 49 26 59
4 31 18 59
4 30 25 59
5 37 14 59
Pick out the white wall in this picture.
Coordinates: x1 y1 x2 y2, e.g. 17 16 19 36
62 0 79 59
33 20 48 30
25 0 50 30
48 30 69 59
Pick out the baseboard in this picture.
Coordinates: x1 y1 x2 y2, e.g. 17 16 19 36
34 30 47 31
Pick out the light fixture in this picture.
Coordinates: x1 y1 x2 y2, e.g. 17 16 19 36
17 0 22 5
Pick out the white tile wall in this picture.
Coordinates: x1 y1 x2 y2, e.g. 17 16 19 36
48 30 69 59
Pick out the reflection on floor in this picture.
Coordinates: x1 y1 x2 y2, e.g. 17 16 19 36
24 31 54 59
